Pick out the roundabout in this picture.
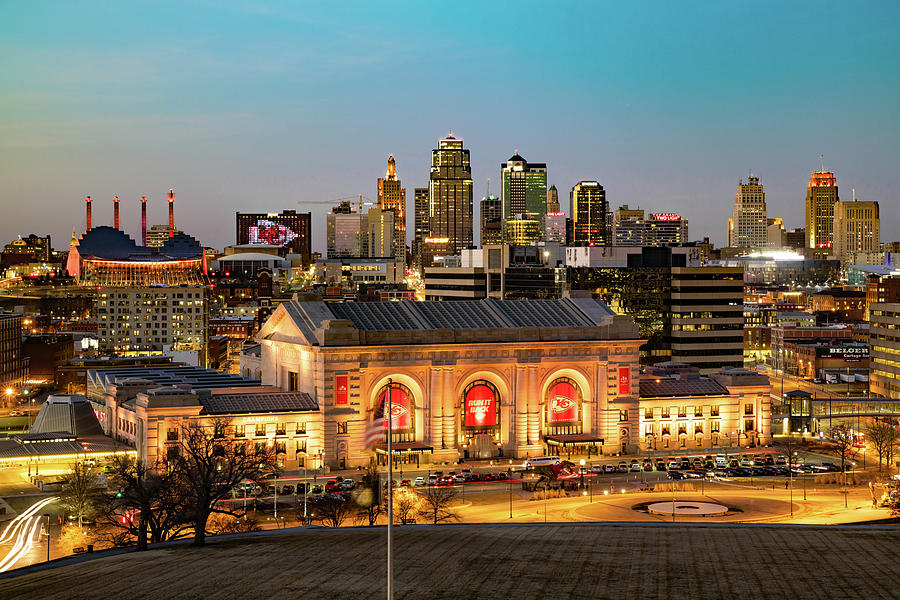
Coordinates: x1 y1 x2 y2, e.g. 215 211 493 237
645 500 729 517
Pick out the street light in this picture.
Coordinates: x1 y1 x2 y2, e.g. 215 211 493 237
43 513 51 563
579 459 586 491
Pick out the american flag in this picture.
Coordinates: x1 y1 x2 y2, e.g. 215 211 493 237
365 402 385 449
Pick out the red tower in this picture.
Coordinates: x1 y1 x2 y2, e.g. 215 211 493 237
114 195 120 230
85 195 92 231
168 188 175 238
141 195 147 246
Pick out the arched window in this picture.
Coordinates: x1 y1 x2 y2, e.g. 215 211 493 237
375 382 415 443
545 377 583 435
460 380 500 435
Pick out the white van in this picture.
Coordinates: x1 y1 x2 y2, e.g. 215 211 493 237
715 454 727 468
525 456 562 468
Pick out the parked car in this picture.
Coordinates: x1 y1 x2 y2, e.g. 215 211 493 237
428 474 438 485
655 461 667 471
414 476 426 487
400 479 411 487
339 479 355 491
482 472 494 481
296 483 307 494
525 456 562 468
604 464 617 474
310 485 324 495
496 472 509 481
630 462 642 472
775 455 787 466
739 457 751 467
591 464 604 474
280 484 294 495
452 475 466 484
617 462 629 473
667 471 684 480
324 479 338 493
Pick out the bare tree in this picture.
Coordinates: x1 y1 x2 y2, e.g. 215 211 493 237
58 461 103 527
97 455 189 550
864 420 900 474
830 424 854 478
393 488 420 524
169 418 279 545
417 486 459 525
309 495 354 527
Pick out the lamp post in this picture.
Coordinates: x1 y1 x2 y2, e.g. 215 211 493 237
579 459 586 491
508 467 513 519
44 513 51 563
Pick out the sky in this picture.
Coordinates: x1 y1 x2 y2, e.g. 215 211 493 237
1 1 898 253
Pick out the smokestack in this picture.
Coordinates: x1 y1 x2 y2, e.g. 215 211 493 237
114 195 120 230
141 196 147 246
85 195 92 231
168 188 175 238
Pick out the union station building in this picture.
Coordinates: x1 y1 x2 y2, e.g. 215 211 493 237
253 292 645 468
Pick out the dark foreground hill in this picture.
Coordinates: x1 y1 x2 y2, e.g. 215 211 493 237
2 522 899 599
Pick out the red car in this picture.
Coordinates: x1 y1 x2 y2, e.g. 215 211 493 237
324 479 337 493
482 472 495 481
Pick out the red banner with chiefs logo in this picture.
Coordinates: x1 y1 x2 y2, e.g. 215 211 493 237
618 367 631 395
548 381 578 423
335 375 348 405
464 384 497 428
380 388 410 431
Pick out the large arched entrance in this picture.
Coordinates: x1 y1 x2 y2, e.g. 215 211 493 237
373 381 422 468
459 380 501 459
543 377 602 457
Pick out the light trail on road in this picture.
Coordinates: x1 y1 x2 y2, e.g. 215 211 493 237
0 496 57 572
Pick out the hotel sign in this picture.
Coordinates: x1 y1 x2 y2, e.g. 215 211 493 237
242 415 277 424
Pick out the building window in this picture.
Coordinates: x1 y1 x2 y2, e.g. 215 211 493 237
275 423 286 436
214 422 226 439
287 371 299 391
297 456 305 468
234 425 245 438
275 441 286 454
678 406 687 418
166 427 178 441
694 406 703 417
618 410 629 422
711 421 720 433
744 403 754 415
745 419 755 432
234 443 246 456
254 442 265 454
166 446 179 460
711 406 720 417
680 439 686 448
644 408 653 420
297 439 307 453
337 421 348 435
662 407 670 419
661 425 670 436
694 423 703 434
296 422 306 435
644 424 654 436
255 424 266 437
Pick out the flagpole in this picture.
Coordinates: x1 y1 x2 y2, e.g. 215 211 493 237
387 378 393 600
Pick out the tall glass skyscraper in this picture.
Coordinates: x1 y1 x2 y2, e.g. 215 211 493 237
501 153 547 221
428 134 473 256
570 181 608 246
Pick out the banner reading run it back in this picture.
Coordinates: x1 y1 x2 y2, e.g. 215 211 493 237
464 384 497 427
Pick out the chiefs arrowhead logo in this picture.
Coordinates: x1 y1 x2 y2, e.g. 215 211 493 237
550 396 575 414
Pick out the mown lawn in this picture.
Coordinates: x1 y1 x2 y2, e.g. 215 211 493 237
1 523 898 599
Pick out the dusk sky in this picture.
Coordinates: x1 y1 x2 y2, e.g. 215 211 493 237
2 1 898 253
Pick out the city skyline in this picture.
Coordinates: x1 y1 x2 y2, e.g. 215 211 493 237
2 2 899 252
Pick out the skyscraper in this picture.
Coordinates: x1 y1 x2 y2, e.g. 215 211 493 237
833 198 880 263
730 174 767 248
501 153 547 223
546 184 560 213
805 168 839 249
427 134 473 258
570 181 608 246
411 187 429 273
366 206 394 258
377 155 406 259
480 194 503 247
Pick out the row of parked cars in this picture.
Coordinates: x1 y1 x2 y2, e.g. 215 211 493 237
668 461 843 480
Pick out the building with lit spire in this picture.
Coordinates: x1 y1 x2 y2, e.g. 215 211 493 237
423 133 473 267
729 174 767 248
377 155 406 259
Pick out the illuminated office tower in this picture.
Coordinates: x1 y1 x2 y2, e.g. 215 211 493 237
427 134 473 260
480 194 503 246
377 155 406 258
501 152 547 221
411 187 429 272
805 167 839 249
731 174 767 248
367 206 394 258
833 197 880 263
570 181 608 246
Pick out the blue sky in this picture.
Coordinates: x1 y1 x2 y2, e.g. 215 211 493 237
1 1 898 252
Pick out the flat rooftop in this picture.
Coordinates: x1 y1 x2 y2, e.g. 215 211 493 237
1 523 898 599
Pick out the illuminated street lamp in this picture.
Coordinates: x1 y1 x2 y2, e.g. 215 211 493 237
579 459 586 491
